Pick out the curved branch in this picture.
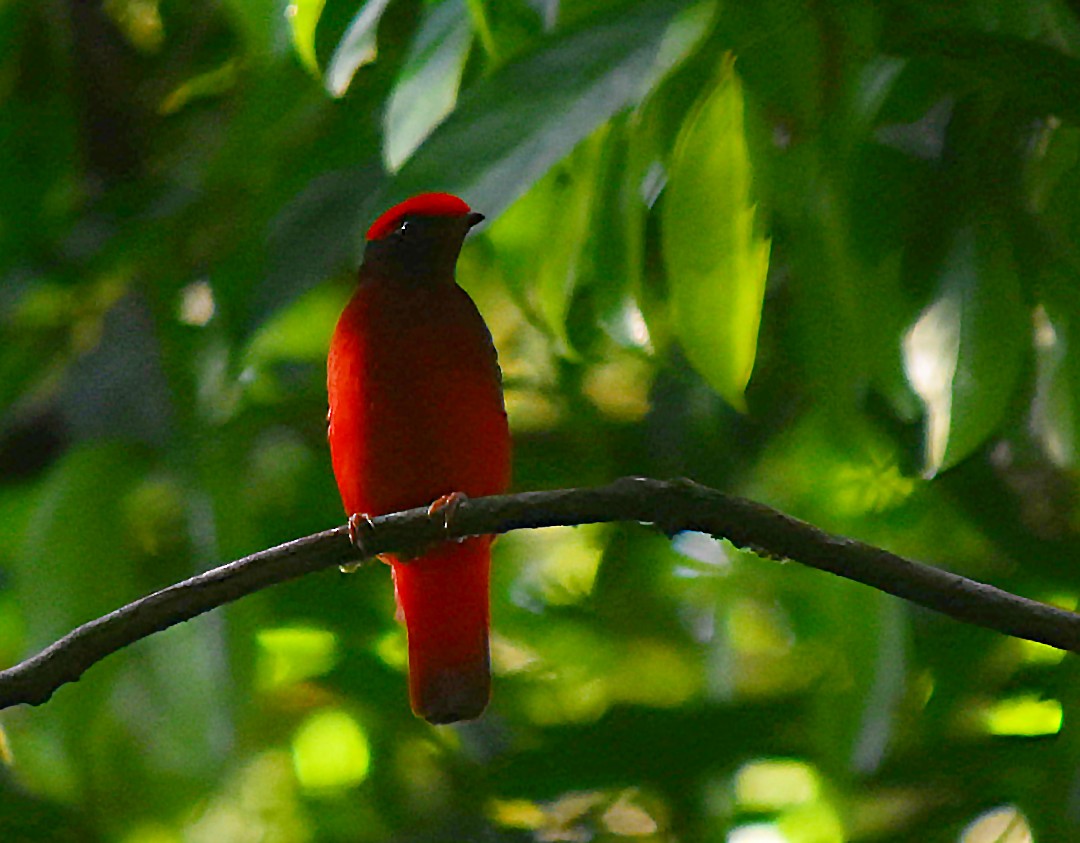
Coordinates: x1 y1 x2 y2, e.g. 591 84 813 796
2 476 1078 710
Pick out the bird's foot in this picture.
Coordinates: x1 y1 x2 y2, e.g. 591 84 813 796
427 491 468 539
341 512 378 572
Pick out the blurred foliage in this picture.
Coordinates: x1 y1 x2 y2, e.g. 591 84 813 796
4 0 1080 839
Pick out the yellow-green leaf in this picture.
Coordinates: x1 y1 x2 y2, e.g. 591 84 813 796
661 56 769 411
286 0 327 75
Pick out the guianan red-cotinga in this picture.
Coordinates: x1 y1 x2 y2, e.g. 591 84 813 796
327 193 511 724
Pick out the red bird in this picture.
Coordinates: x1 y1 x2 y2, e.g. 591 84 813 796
327 193 511 724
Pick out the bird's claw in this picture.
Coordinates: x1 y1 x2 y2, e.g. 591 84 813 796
342 512 378 573
428 491 468 541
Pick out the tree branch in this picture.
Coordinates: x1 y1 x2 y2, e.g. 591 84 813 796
2 476 1077 710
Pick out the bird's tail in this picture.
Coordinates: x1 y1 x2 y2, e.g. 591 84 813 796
391 537 491 724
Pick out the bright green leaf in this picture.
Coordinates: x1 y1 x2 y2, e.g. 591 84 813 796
662 57 770 410
902 224 1027 476
286 0 328 75
981 694 1063 737
325 0 394 97
383 0 473 171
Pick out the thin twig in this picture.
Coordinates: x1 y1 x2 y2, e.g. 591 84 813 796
1 476 1077 710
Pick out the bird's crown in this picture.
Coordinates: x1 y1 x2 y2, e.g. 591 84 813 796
366 193 472 241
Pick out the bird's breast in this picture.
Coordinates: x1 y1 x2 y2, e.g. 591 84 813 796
327 278 510 519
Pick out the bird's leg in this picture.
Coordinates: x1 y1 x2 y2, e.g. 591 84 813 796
427 491 468 540
342 512 380 572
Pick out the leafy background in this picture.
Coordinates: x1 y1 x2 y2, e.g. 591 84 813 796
2 0 1080 840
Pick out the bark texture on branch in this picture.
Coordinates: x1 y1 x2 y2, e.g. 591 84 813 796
1 476 1077 710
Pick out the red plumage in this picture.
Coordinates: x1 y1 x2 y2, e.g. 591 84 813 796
365 192 471 241
327 194 510 723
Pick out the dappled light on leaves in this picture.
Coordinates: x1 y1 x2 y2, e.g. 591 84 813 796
5 0 1080 838
1017 637 1066 666
178 281 216 327
503 386 563 432
1031 303 1075 468
122 476 187 558
291 709 371 791
521 631 613 724
391 738 448 813
903 288 960 476
510 525 605 607
725 599 794 662
186 751 311 843
373 628 407 671
724 763 844 843
776 803 845 843
581 354 653 421
672 530 731 569
979 694 1062 737
829 458 916 517
902 226 1027 476
962 806 1032 843
489 798 548 833
0 722 12 767
606 639 701 708
515 622 701 724
490 789 665 841
123 822 181 843
747 412 918 525
734 760 819 812
104 0 163 53
713 596 805 699
602 790 661 836
256 626 339 690
491 632 541 674
728 826 789 843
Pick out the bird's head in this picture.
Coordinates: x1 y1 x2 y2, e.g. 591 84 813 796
362 193 484 281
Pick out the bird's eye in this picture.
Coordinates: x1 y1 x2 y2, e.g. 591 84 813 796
397 219 410 235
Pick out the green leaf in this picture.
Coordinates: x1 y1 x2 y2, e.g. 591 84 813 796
811 584 908 776
1029 276 1080 470
889 29 1080 125
286 0 328 75
17 443 146 648
902 224 1028 475
258 164 384 327
325 0 395 97
383 0 473 172
387 0 694 217
246 281 350 366
661 57 770 411
222 0 284 56
484 134 604 356
571 119 645 352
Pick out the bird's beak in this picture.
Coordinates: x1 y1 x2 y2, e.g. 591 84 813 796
466 212 485 229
